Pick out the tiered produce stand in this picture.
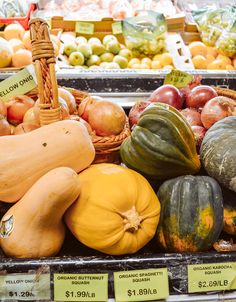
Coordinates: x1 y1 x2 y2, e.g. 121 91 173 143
0 1 235 302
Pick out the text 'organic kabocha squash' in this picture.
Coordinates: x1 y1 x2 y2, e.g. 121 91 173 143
65 163 161 255
200 116 236 193
120 103 201 180
0 120 95 202
156 175 223 252
0 167 81 258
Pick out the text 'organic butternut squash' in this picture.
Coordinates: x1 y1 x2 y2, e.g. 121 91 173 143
65 163 161 255
0 120 95 202
0 167 81 258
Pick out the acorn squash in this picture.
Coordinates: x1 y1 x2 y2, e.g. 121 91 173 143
200 116 236 192
65 163 161 255
120 103 201 180
156 175 224 252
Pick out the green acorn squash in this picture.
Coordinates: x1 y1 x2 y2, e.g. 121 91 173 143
156 175 224 252
120 103 201 180
200 116 236 192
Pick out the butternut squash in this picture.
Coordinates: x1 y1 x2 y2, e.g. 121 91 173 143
0 167 81 258
65 163 160 255
0 120 95 202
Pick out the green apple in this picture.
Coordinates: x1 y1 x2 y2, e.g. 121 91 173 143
113 55 128 69
100 52 114 62
100 62 109 68
86 54 101 66
75 36 87 45
105 40 121 55
91 43 106 55
102 35 118 46
63 42 77 56
119 49 133 61
88 37 101 45
76 43 92 58
106 62 120 69
68 51 84 66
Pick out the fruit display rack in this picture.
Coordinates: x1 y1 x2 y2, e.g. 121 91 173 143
0 72 235 302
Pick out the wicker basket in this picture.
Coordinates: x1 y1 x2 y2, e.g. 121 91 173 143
28 18 130 164
214 87 236 101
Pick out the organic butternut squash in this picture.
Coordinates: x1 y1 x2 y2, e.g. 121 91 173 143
0 167 81 258
65 163 161 255
0 120 95 202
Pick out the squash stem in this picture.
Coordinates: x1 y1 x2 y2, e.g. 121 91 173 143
122 206 142 233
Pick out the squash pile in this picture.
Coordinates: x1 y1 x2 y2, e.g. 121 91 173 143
0 84 235 258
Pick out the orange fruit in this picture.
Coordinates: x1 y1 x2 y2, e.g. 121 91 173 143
131 63 141 69
207 59 225 70
216 54 232 65
4 24 25 41
162 65 174 70
192 55 207 69
206 46 218 58
152 54 163 61
141 57 152 67
206 54 215 65
128 58 140 68
226 64 234 70
233 58 236 69
12 49 32 68
189 41 207 57
159 53 173 66
22 31 32 50
151 60 162 69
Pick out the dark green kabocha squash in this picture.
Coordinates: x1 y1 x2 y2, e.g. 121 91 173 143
221 186 236 235
156 175 224 252
120 103 201 180
200 116 236 192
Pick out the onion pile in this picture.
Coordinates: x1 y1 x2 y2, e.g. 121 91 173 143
185 85 218 109
128 100 151 128
7 95 35 125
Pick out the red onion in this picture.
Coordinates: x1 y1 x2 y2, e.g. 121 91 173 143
128 100 151 128
180 108 203 126
201 96 236 129
186 85 218 109
191 125 206 150
148 84 183 109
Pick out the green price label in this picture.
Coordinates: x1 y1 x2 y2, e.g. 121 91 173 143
0 273 50 301
112 22 122 35
53 273 108 301
114 268 169 302
188 262 236 293
164 69 193 89
0 65 37 102
75 22 94 35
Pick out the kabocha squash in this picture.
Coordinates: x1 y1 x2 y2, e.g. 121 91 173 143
200 116 236 192
120 103 201 180
156 175 224 252
0 167 81 258
222 187 236 235
0 120 95 202
65 163 161 255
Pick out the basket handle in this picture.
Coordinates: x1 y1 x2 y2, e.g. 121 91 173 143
29 18 62 125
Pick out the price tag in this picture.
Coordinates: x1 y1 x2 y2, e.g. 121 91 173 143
0 65 37 102
112 22 122 35
0 273 50 300
188 262 236 293
54 273 108 301
164 69 193 89
75 22 94 35
114 268 169 302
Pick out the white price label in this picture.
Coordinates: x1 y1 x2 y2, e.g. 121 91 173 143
0 273 50 300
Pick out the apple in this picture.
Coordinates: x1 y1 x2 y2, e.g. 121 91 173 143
63 42 77 56
88 37 101 45
113 55 128 68
105 40 121 55
75 36 87 45
69 51 84 66
86 55 101 66
118 48 133 61
91 43 106 56
76 43 92 58
103 35 118 46
100 52 114 62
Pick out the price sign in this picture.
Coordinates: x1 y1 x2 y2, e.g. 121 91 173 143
0 65 37 102
75 22 94 35
164 69 193 89
114 268 169 302
54 273 108 301
0 273 50 301
188 262 236 293
112 22 122 35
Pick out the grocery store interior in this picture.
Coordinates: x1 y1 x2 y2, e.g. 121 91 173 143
0 1 235 302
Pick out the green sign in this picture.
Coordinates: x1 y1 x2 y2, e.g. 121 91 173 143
164 69 193 89
114 268 169 302
75 22 94 35
188 262 236 293
112 22 122 35
0 273 50 301
53 273 108 301
0 65 37 102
